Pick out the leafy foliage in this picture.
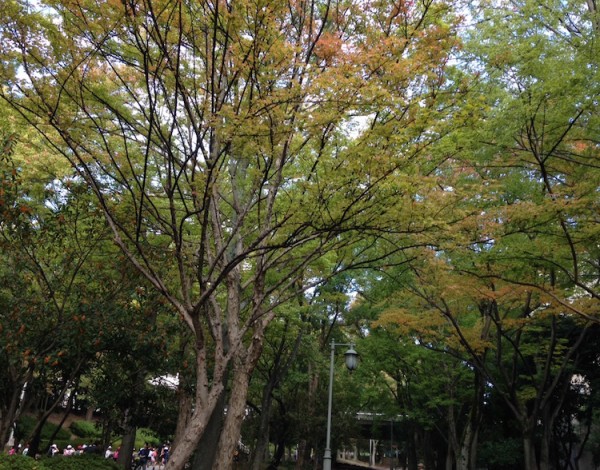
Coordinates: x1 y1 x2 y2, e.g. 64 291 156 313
0 455 45 470
16 416 70 443
0 455 119 470
41 455 120 470
68 421 100 439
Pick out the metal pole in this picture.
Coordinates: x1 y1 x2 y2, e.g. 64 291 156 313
323 340 335 470
390 419 394 470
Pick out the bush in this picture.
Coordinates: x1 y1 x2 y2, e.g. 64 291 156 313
135 428 161 449
0 454 45 470
68 421 100 439
478 437 522 467
16 415 71 442
41 455 120 470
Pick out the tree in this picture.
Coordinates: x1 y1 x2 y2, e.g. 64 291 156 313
1 0 465 468
0 118 113 453
370 0 600 467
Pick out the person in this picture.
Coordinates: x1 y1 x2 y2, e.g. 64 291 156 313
138 443 150 469
105 445 113 459
49 444 59 457
7 446 17 455
64 444 75 456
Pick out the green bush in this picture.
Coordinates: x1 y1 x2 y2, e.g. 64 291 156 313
41 455 119 470
68 421 100 439
0 454 46 470
16 415 71 442
478 437 522 467
135 428 161 449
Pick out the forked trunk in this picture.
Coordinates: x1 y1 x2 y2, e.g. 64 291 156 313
166 391 222 470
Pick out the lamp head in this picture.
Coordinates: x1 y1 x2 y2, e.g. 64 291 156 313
344 346 358 371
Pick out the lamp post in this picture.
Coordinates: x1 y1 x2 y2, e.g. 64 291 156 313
323 340 358 470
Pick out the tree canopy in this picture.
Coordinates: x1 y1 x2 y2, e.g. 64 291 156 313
0 0 598 469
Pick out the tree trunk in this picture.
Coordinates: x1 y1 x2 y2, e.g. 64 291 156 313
172 385 193 456
250 392 273 470
445 440 453 470
524 434 539 470
0 379 22 449
117 419 137 470
422 431 435 470
295 364 320 470
166 397 221 470
540 407 558 470
457 420 472 470
408 425 419 470
190 386 227 470
251 364 282 470
295 439 310 469
268 435 287 470
27 412 48 458
213 361 253 470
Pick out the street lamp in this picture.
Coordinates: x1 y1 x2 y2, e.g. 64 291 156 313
323 340 358 470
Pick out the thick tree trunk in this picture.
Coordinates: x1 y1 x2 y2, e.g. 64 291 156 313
445 440 453 470
117 419 137 470
190 387 227 470
166 399 220 470
172 386 193 456
524 434 539 470
213 362 253 470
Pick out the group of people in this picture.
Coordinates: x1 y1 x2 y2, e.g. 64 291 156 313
48 441 111 457
132 442 170 469
5 440 170 468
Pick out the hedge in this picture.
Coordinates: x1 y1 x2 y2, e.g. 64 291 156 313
0 455 45 470
68 421 100 439
0 454 119 470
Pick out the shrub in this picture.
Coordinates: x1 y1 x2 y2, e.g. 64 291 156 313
0 454 46 470
68 421 100 439
477 438 522 467
16 415 70 442
135 428 161 449
41 455 119 470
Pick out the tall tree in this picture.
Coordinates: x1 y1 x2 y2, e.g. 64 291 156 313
1 0 464 468
0 119 113 453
